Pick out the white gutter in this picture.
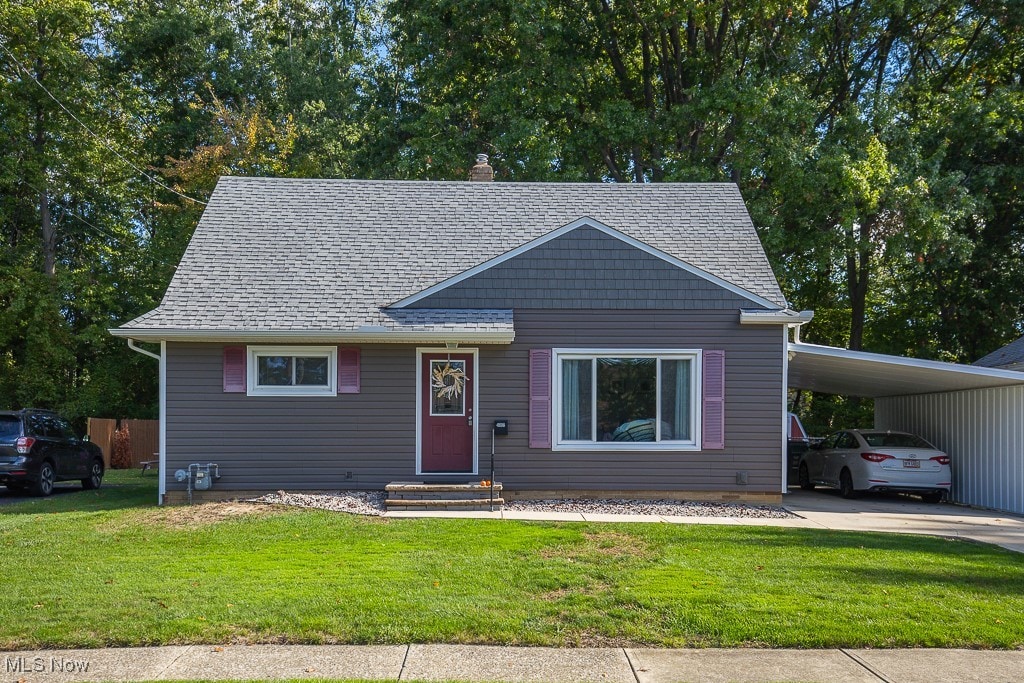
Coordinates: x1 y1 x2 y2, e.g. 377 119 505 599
739 309 815 325
109 328 515 344
790 342 1024 381
123 338 166 506
127 338 161 360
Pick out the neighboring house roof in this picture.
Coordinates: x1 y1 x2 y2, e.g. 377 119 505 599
114 177 786 338
974 335 1024 371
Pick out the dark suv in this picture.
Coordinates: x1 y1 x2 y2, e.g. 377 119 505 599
0 409 104 496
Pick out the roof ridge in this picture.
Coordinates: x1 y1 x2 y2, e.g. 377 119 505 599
215 175 741 188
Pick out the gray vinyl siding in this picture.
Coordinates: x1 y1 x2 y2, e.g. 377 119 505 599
408 228 765 310
165 343 417 492
164 310 784 494
483 310 784 492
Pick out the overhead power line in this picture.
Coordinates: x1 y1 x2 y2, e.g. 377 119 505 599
0 40 208 206
19 178 178 270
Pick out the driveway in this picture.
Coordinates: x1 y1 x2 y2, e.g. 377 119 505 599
783 487 1024 553
0 483 82 506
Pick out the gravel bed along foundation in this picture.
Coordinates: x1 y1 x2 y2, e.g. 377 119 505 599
504 498 796 518
247 490 386 516
246 490 794 519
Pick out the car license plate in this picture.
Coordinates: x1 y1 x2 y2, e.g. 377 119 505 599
903 459 920 468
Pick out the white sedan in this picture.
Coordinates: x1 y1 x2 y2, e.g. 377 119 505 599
797 430 951 503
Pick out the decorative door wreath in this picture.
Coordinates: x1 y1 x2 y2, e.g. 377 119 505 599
432 362 466 400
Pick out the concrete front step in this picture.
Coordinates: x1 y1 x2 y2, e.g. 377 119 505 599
384 482 504 511
388 491 499 501
387 502 504 512
385 498 504 512
385 497 503 505
385 482 502 493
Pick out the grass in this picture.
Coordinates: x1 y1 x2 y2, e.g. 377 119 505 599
0 468 158 513
0 473 1022 650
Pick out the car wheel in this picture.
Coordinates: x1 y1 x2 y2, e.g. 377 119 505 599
798 463 815 490
33 462 55 497
839 468 858 499
921 490 944 504
82 459 104 490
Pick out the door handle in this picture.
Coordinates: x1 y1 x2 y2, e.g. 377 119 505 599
467 415 474 426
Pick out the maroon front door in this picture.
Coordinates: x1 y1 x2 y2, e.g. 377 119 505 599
420 353 475 473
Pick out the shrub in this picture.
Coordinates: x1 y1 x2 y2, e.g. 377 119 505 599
111 423 133 469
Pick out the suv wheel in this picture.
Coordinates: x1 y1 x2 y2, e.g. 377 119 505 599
33 462 55 497
82 459 104 490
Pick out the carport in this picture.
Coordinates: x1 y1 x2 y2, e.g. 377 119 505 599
787 342 1024 515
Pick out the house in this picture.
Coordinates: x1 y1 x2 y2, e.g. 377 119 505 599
111 158 816 505
975 335 1024 373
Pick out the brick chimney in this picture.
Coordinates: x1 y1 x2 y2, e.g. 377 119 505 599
469 153 494 182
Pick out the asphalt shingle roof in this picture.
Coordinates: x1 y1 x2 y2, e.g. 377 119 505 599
119 177 786 332
975 335 1024 370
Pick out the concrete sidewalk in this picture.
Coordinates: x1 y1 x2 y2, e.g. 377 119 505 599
384 490 1024 554
4 644 1023 683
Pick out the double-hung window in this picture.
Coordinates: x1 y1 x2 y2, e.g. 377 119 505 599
247 346 337 396
553 349 700 450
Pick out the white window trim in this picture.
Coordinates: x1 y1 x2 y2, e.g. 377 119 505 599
551 348 702 451
247 345 337 396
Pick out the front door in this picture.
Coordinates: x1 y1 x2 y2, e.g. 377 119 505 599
420 352 475 474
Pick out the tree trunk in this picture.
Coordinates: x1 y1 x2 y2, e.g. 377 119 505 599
39 185 55 277
846 217 875 351
32 23 56 279
34 101 55 278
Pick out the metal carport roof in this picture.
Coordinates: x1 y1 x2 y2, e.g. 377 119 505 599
788 342 1024 397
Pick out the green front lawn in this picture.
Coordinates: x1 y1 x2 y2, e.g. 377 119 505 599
1 474 1022 649
0 468 157 513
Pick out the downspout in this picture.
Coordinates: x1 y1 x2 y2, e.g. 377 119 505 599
781 326 789 494
125 338 166 505
128 338 161 361
782 319 811 494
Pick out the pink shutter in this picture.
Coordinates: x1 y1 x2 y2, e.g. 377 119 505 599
702 350 725 449
529 349 552 448
223 346 246 393
337 348 360 394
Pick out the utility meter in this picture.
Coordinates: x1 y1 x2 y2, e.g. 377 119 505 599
194 469 212 490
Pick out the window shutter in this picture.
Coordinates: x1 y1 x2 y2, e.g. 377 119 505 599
337 348 360 394
223 346 246 393
702 350 725 449
529 349 552 448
